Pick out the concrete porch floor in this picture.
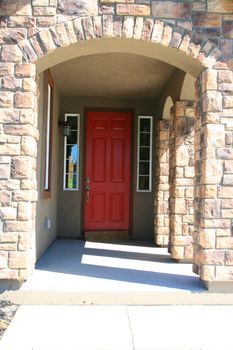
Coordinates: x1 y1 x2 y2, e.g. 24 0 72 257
4 239 233 305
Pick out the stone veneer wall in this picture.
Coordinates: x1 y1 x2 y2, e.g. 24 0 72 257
0 0 232 288
194 68 233 288
169 101 195 261
154 119 170 246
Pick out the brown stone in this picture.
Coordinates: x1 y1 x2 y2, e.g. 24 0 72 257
193 13 221 27
18 203 33 221
15 92 35 109
38 29 57 53
15 64 36 78
4 220 32 232
11 157 32 179
152 1 191 19
202 91 223 113
117 4 150 16
9 251 28 269
18 233 30 251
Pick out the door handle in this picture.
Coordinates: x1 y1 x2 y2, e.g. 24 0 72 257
86 185 90 191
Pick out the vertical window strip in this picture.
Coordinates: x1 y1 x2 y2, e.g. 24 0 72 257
44 83 51 191
137 116 153 192
63 114 80 191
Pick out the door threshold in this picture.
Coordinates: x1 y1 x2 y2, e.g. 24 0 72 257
84 230 129 242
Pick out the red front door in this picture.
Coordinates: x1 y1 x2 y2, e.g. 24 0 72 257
84 111 131 231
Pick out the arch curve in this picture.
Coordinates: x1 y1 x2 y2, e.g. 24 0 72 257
17 16 223 77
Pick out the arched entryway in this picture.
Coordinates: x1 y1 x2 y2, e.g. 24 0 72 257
1 15 233 291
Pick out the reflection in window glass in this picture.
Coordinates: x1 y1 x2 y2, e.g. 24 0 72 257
63 114 80 190
137 116 153 192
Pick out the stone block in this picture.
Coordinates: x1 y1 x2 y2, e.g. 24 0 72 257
194 248 225 265
18 203 33 221
57 0 97 15
204 124 225 147
176 145 190 166
117 4 150 16
216 266 233 281
202 69 218 92
1 45 22 63
208 0 233 13
0 207 17 220
0 92 13 108
152 1 191 19
9 251 28 269
198 229 216 249
11 157 33 179
2 77 22 91
21 136 37 157
201 159 223 184
0 232 18 243
4 220 31 232
193 13 221 27
15 92 35 109
226 251 233 265
200 265 215 281
203 91 223 113
0 252 8 268
0 164 10 179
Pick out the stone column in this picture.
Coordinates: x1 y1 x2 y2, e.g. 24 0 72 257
169 101 195 261
0 53 38 283
154 119 170 246
193 68 233 291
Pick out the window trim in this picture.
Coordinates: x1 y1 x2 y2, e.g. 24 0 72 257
43 70 54 199
137 116 153 193
63 113 80 191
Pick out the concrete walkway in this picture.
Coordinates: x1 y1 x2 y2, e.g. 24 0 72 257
1 240 233 349
1 305 233 350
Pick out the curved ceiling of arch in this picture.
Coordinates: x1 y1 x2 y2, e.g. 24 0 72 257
51 52 175 98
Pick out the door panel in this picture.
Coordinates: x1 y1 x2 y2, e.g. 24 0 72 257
84 111 131 231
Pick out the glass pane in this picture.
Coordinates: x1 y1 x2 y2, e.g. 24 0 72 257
140 118 151 132
140 147 150 161
67 131 77 144
66 159 77 173
140 132 150 146
139 176 149 190
66 173 77 189
66 116 77 129
67 145 78 163
139 162 149 175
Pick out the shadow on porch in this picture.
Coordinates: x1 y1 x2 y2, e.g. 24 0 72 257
21 239 204 294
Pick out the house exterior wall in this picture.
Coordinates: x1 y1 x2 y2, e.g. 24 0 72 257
0 0 232 290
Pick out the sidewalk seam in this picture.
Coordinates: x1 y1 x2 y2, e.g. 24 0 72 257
126 307 135 350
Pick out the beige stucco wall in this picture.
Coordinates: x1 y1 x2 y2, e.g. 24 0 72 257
36 71 59 260
156 71 195 118
58 96 157 241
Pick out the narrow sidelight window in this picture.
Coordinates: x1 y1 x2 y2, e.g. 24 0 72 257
63 114 80 190
44 71 54 197
137 116 153 192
